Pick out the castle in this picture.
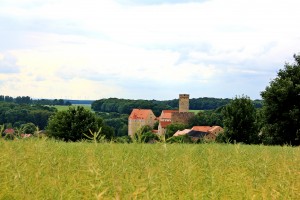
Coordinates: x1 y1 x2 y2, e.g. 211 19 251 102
128 94 194 136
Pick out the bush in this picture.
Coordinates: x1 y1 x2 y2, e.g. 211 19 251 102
166 135 193 143
141 132 159 143
21 123 36 134
47 106 112 141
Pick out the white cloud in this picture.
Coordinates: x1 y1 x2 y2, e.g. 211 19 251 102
0 53 20 73
0 0 300 99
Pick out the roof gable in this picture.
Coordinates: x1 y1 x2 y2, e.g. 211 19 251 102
173 129 191 136
4 128 15 134
160 110 178 119
129 109 155 120
159 121 172 128
191 126 212 132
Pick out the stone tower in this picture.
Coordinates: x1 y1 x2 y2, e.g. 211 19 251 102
179 94 189 112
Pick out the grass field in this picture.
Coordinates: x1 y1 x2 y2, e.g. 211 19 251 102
0 139 299 199
53 104 92 112
189 110 204 114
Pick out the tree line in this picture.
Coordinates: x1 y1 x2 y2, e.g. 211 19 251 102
0 95 72 106
0 101 56 129
92 97 262 116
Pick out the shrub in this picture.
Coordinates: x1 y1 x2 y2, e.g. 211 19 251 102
21 123 36 134
166 135 193 143
47 106 112 141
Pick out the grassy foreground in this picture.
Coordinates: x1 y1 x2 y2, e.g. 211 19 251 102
0 139 299 199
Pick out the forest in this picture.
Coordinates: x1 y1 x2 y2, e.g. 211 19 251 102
91 97 262 116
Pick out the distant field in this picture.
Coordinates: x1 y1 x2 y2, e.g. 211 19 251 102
53 104 92 112
1 139 299 199
189 110 203 114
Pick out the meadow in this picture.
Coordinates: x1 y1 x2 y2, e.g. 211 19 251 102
53 104 92 112
0 139 299 199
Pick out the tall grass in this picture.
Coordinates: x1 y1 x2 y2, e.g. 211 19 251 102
0 139 299 199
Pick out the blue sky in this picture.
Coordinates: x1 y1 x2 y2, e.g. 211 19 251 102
0 0 299 100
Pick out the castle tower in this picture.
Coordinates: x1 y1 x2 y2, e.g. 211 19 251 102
179 94 189 112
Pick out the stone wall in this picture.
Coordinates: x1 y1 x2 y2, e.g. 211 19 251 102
171 112 194 125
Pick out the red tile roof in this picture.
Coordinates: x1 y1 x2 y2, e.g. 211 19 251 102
173 129 191 136
191 126 212 132
160 121 172 128
129 109 155 120
4 128 15 134
160 110 178 119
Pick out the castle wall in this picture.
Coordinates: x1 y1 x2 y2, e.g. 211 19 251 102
171 112 194 125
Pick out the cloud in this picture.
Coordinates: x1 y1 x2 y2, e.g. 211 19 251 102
0 53 20 73
116 0 208 6
0 0 300 99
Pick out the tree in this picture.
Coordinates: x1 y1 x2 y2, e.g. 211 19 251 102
165 123 188 139
261 54 300 145
47 106 113 141
21 123 36 134
222 95 259 144
188 109 224 127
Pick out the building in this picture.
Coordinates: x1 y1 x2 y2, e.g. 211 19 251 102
157 94 194 135
157 110 178 135
173 126 224 141
128 109 157 136
4 128 15 135
179 94 189 112
128 94 195 136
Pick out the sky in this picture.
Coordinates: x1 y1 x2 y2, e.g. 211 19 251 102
0 0 299 100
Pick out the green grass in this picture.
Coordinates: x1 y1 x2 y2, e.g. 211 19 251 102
53 104 92 112
189 110 204 114
0 139 299 199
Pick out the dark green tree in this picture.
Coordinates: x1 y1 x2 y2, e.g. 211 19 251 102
188 109 224 127
261 54 300 145
222 95 259 144
21 123 36 134
165 123 188 139
47 106 113 141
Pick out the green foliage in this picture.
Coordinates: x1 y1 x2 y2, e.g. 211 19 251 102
114 135 132 143
0 124 4 137
153 121 159 130
92 97 263 116
82 127 105 144
189 109 224 127
21 123 37 134
0 101 55 129
47 106 113 141
141 131 159 143
132 125 154 143
261 54 300 145
96 112 128 137
165 123 188 138
222 95 259 144
166 134 193 143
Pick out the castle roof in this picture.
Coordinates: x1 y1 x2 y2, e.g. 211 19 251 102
159 121 172 128
4 128 15 134
191 126 223 135
173 129 191 136
191 126 212 132
129 109 155 120
160 110 178 119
